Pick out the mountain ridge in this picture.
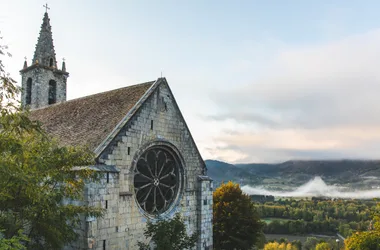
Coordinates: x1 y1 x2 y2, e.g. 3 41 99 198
205 159 380 190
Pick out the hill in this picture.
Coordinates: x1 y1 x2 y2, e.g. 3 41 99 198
205 159 380 190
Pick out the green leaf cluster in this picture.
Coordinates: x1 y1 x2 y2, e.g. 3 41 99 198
213 181 264 250
344 203 380 250
138 213 198 250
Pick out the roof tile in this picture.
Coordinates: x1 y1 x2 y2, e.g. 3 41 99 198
29 81 154 150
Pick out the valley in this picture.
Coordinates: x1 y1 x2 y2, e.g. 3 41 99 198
206 159 380 198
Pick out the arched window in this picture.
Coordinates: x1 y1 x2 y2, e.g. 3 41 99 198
49 58 54 67
26 78 32 105
48 80 57 104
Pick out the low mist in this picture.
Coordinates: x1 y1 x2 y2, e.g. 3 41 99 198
241 177 380 199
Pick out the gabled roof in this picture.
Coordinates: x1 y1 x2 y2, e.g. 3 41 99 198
29 81 155 150
30 78 206 172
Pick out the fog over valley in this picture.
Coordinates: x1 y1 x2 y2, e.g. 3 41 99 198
241 177 380 199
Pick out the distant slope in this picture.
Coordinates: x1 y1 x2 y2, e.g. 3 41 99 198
205 160 247 182
205 159 380 188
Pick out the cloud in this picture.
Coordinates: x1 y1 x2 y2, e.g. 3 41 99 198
206 29 380 162
211 29 380 128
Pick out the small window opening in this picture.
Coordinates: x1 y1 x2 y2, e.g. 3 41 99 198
127 147 130 155
48 80 57 104
49 58 53 67
26 78 32 105
103 240 106 250
151 120 154 130
161 97 167 111
203 199 207 205
115 226 119 232
106 173 109 183
105 200 108 209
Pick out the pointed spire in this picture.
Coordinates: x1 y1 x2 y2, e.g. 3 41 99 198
62 58 66 72
32 11 57 68
23 57 28 69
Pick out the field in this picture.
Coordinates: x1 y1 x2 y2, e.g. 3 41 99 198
262 218 293 224
265 234 337 244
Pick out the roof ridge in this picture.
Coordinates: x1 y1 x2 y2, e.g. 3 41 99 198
29 80 155 150
94 78 161 155
31 80 155 112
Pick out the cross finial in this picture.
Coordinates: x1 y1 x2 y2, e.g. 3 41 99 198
43 3 50 13
62 57 65 62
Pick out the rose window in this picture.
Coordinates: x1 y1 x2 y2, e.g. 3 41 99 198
134 147 181 215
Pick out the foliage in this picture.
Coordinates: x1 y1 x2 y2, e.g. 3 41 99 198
213 181 264 250
137 213 198 250
303 237 319 250
0 34 19 116
263 241 298 250
0 34 102 249
315 242 331 250
255 198 376 237
344 203 380 250
0 230 29 250
291 240 302 250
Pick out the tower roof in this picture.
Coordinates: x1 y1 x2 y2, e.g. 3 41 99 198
32 12 57 68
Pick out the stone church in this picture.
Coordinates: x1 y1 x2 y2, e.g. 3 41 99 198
21 11 213 250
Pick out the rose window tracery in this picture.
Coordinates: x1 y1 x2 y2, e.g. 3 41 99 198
134 147 181 215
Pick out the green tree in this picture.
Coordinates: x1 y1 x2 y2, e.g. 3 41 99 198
213 181 264 250
291 240 302 250
304 237 319 250
138 213 198 250
345 203 380 250
0 34 102 249
0 230 29 250
315 242 331 250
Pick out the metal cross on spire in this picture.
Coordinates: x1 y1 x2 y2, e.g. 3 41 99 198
43 3 50 13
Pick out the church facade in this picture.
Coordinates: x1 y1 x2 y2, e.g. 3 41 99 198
22 11 213 250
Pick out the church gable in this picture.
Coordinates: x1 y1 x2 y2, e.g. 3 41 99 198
98 77 206 179
92 78 209 248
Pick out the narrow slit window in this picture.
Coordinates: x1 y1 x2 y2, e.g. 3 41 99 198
103 240 106 250
204 199 207 205
127 147 130 155
106 173 109 183
105 200 108 209
26 78 32 105
49 58 54 67
48 80 57 104
151 120 154 130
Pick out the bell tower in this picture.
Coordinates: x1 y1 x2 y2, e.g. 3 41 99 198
20 6 68 109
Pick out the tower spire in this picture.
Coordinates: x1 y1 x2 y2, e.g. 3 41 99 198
32 10 57 68
20 9 69 110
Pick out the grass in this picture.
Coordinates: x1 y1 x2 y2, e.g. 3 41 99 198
265 234 337 244
262 218 294 224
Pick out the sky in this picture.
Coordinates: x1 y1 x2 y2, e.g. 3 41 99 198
2 1 380 163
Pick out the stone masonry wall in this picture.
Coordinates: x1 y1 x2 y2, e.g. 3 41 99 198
63 170 120 250
21 67 67 109
83 81 212 250
198 177 213 250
